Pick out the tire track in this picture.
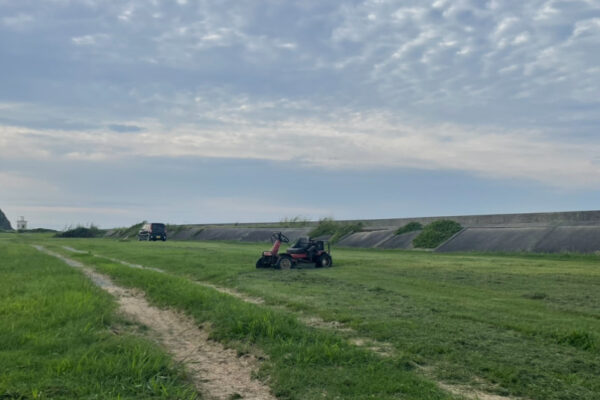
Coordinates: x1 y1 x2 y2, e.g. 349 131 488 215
36 245 275 400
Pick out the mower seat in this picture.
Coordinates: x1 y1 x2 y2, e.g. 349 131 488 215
287 238 311 254
286 247 307 254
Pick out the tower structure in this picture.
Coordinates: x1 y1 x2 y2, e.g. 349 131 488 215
16 216 27 231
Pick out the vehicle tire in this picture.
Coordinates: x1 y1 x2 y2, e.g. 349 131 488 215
276 256 293 270
316 254 332 268
162 236 166 241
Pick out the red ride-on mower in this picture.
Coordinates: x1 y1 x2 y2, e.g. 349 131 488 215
256 232 333 269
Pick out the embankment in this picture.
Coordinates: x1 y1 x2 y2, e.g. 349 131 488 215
108 210 600 254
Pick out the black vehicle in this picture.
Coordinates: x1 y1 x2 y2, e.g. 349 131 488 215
138 223 167 241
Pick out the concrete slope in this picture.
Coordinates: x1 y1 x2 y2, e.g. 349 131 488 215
192 227 310 243
378 231 421 249
436 227 552 253
336 230 396 248
340 209 600 229
187 210 600 229
169 227 205 240
436 226 600 253
533 226 600 253
336 229 422 250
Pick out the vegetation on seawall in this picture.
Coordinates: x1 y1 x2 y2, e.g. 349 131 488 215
395 222 423 235
309 218 364 243
412 220 462 248
55 224 104 238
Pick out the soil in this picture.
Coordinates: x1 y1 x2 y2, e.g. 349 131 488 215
37 246 275 400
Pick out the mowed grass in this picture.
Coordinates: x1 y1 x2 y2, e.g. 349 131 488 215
33 238 452 400
26 236 600 399
0 237 199 399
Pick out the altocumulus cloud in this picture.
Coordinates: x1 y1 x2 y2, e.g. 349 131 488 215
1 0 600 223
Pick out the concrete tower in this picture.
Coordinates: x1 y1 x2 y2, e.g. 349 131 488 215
16 216 27 231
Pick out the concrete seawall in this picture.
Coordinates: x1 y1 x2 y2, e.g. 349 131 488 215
116 210 600 254
437 226 600 254
196 210 600 229
169 227 312 243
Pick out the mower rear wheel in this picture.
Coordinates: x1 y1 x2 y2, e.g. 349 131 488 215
276 256 293 270
316 254 332 268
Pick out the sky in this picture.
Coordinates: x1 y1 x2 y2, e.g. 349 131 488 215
1 0 600 230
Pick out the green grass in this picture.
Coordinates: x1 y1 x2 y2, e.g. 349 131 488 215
278 216 311 227
0 238 198 399
412 220 462 248
8 233 600 399
36 242 450 399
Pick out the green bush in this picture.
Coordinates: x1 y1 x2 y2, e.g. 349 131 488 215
395 222 423 235
309 218 363 243
18 228 57 233
55 224 103 238
412 220 462 248
109 221 146 238
279 216 310 227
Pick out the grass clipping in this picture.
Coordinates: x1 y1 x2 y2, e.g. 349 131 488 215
412 220 462 248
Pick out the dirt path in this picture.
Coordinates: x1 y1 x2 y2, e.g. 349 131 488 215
60 246 521 400
38 245 275 400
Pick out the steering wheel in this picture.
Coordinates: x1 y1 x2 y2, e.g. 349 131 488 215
271 232 289 243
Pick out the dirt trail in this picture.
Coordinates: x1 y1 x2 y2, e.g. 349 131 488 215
38 245 275 400
60 246 520 400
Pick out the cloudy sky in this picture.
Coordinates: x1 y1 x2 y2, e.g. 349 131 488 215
1 0 600 229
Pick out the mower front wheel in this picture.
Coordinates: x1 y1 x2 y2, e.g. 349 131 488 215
276 256 294 270
256 257 271 268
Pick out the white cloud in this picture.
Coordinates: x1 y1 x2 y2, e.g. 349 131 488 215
572 18 600 37
2 103 600 189
512 32 530 45
1 13 33 29
71 34 109 46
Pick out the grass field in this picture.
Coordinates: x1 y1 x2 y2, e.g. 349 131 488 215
3 233 600 399
0 236 198 399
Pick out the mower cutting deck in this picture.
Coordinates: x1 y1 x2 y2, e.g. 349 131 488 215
256 232 333 269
